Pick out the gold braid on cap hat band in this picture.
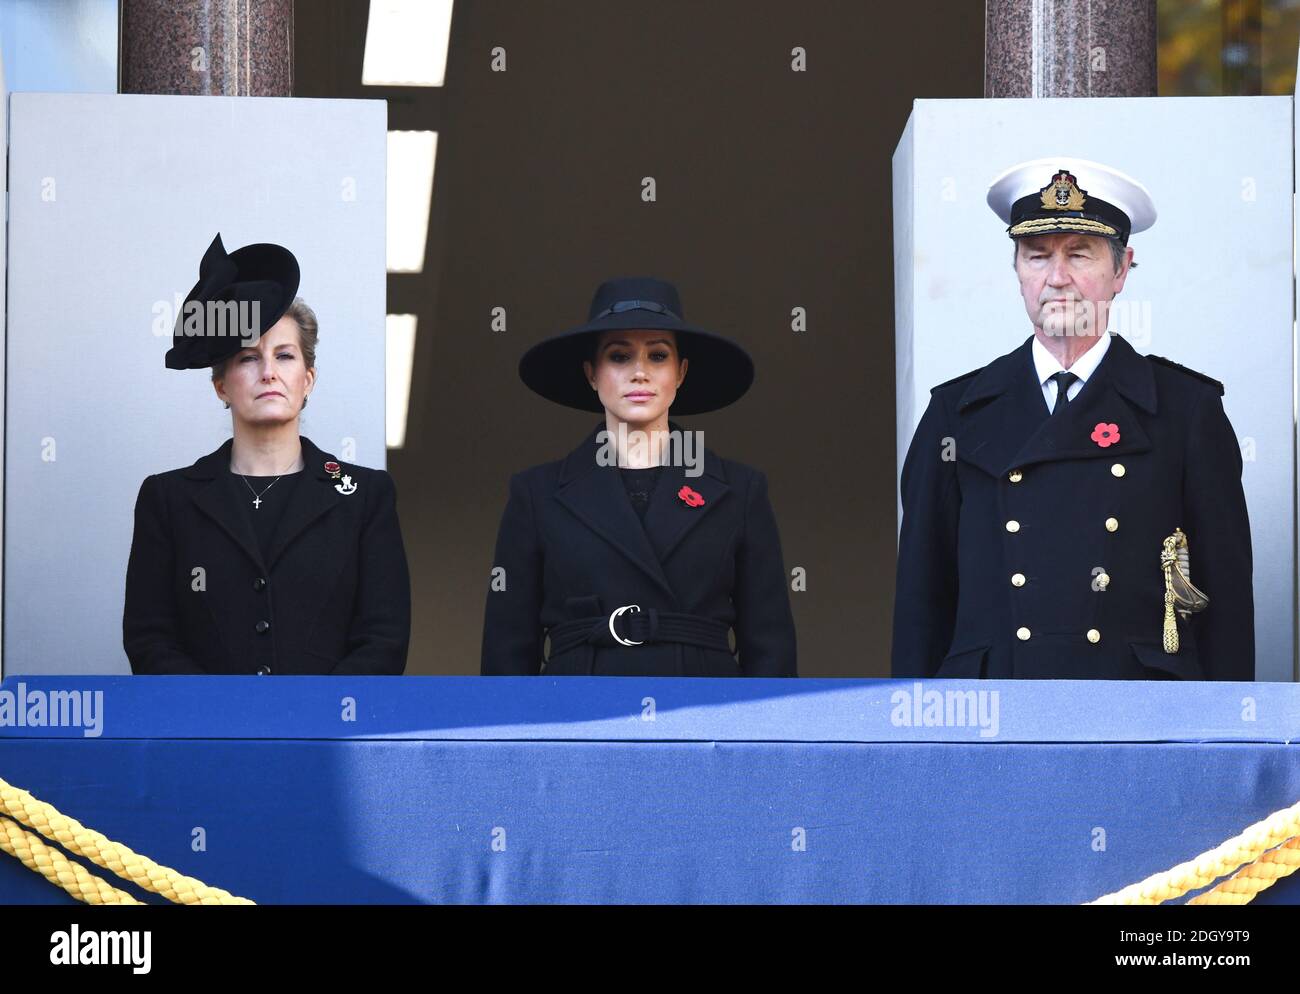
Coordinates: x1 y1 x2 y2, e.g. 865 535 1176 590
1009 217 1119 237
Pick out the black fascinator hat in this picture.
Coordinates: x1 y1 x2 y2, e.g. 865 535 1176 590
165 233 300 370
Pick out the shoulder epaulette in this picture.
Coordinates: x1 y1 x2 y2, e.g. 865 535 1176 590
1147 355 1224 396
930 368 981 394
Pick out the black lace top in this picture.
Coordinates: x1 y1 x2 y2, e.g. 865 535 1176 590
618 465 665 521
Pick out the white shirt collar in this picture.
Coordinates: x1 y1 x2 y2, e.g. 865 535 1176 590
1031 331 1112 387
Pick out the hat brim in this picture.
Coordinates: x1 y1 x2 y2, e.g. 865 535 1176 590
518 313 754 415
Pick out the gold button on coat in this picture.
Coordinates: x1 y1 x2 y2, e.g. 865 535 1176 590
1016 627 1031 641
1011 573 1026 587
1006 520 1020 533
1105 517 1119 532
1111 463 1125 478
1008 470 1023 483
1096 572 1110 590
1087 629 1101 643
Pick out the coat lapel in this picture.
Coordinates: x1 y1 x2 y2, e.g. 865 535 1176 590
186 438 266 571
953 337 1049 478
641 434 731 565
1009 333 1156 469
264 436 345 570
185 435 344 572
954 333 1157 477
554 421 732 599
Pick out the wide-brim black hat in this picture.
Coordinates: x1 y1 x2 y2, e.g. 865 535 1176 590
518 277 754 415
165 233 301 370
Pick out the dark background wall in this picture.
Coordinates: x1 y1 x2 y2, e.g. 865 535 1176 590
298 1 985 675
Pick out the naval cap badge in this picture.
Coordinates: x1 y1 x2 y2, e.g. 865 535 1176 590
1039 170 1087 212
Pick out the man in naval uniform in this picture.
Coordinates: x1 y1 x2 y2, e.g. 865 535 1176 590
891 157 1254 681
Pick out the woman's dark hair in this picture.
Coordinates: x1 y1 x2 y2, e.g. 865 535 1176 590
587 329 685 365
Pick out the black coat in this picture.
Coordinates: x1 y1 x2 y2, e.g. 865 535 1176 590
123 435 410 675
892 333 1254 681
481 421 797 676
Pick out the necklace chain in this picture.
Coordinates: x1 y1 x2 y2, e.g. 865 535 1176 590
232 454 301 510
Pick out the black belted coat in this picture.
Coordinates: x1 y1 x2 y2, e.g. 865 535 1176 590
123 435 411 675
480 421 798 677
891 333 1254 681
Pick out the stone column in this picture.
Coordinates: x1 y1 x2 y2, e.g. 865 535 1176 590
120 0 294 96
985 0 1156 97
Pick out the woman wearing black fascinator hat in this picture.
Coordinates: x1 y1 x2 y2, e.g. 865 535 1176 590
123 233 411 675
481 277 797 677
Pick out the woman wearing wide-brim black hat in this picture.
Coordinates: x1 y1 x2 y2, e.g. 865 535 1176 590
123 233 411 675
481 277 797 677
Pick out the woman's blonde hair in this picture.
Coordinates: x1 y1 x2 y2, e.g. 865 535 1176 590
211 296 319 383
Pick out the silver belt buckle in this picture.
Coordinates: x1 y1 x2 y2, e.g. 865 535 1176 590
608 604 644 646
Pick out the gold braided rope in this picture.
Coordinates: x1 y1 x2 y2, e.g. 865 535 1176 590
0 775 254 905
1090 798 1300 905
0 815 141 905
1009 217 1118 236
1188 835 1300 905
4 769 1294 907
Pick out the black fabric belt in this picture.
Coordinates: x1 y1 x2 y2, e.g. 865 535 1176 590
548 609 732 657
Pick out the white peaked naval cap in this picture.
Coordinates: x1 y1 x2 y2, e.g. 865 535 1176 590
986 156 1156 244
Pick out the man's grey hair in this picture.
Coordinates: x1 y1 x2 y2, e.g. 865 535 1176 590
1013 238 1136 273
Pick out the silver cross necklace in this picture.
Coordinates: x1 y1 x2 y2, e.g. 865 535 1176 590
233 454 302 510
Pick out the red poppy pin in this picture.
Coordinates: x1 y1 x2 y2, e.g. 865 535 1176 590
677 485 706 508
1091 422 1120 448
324 460 342 478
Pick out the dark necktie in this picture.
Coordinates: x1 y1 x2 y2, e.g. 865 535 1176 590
1050 371 1079 416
